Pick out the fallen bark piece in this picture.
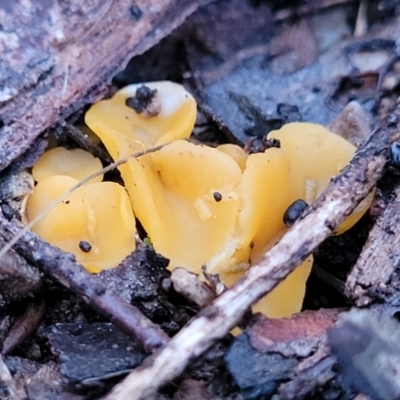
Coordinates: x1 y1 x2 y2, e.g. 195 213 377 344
278 346 338 400
2 300 46 355
346 184 400 304
226 333 297 399
0 215 169 352
191 0 400 141
227 309 343 400
0 0 213 172
105 85 400 400
42 323 147 383
328 309 400 400
248 308 342 358
99 245 192 336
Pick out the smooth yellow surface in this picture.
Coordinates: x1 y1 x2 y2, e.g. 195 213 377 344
27 176 136 273
269 122 372 233
217 144 248 171
269 123 356 202
32 147 103 183
237 149 292 263
124 141 242 271
85 81 197 155
221 255 313 318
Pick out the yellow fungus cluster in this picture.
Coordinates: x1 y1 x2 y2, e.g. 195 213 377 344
27 147 136 273
27 81 373 318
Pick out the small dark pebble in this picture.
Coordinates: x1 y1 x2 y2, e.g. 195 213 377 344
129 4 143 20
213 192 222 202
391 142 400 165
1 202 19 221
283 199 308 227
79 240 92 253
126 85 157 114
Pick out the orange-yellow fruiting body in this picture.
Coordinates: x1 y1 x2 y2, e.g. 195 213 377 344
82 85 373 318
32 147 103 183
27 176 136 273
269 122 374 234
217 144 248 171
221 255 313 319
85 81 197 155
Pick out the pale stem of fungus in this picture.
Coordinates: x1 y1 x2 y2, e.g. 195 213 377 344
105 113 400 400
0 144 168 262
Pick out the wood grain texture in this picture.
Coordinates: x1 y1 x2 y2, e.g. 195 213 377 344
346 184 400 304
0 0 212 171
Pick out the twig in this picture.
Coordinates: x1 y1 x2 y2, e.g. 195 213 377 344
63 122 113 163
170 267 215 308
2 299 46 355
274 0 356 22
354 0 368 37
105 104 400 399
0 216 169 352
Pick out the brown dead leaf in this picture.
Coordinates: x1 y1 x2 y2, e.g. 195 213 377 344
268 20 318 74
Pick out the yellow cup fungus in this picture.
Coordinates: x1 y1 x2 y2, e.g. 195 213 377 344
82 81 373 318
32 146 104 183
27 150 136 273
27 81 373 319
268 123 374 235
84 81 197 154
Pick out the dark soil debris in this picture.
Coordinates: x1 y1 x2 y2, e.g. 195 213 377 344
126 85 160 117
226 333 297 400
41 323 147 383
